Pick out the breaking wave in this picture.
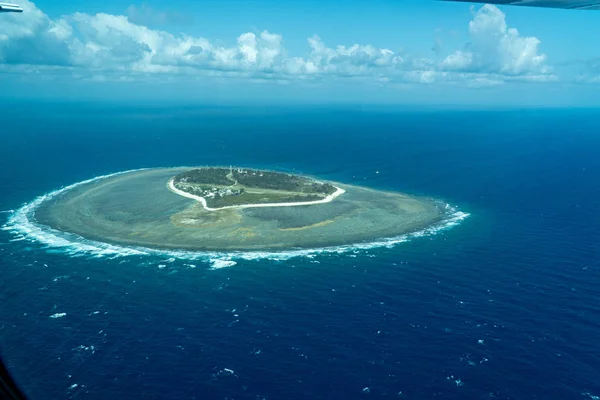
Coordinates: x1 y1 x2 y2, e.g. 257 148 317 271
1 169 469 269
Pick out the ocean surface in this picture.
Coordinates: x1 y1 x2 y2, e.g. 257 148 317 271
1 103 599 400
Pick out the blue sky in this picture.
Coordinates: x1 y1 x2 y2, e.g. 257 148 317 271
1 0 600 105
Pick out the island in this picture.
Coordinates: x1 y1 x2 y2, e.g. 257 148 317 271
31 167 453 251
168 167 344 210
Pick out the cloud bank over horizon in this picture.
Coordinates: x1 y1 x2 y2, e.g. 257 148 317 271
0 1 558 87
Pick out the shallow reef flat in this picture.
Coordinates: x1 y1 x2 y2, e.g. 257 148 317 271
34 168 447 251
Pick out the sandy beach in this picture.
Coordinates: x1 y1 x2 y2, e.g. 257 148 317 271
167 178 346 211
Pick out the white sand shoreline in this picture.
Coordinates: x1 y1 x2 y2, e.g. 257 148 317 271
167 178 345 211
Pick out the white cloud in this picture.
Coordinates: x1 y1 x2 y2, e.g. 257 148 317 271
441 4 552 81
441 50 472 70
301 35 403 76
0 1 556 86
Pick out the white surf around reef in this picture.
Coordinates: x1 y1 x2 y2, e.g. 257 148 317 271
1 168 470 269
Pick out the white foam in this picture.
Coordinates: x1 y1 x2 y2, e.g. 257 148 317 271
213 368 236 378
210 259 237 270
583 393 600 400
73 344 97 354
2 169 470 266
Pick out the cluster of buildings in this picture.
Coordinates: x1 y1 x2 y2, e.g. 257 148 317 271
176 182 242 198
234 167 264 177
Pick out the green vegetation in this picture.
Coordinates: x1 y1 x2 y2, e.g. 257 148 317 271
172 167 339 208
209 192 324 208
232 169 337 195
174 168 233 186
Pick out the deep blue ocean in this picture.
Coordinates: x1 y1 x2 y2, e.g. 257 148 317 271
1 103 599 400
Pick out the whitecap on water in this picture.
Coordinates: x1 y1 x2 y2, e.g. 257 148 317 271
73 344 96 354
210 259 238 270
2 168 470 266
583 393 600 400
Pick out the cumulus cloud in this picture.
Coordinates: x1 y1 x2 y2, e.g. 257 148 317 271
441 5 553 81
0 1 555 85
0 1 72 66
